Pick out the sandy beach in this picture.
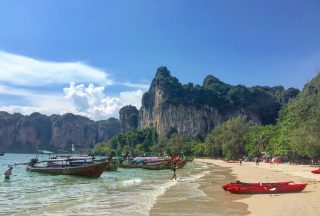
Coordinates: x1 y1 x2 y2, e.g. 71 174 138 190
151 159 320 216
150 162 249 216
196 159 320 216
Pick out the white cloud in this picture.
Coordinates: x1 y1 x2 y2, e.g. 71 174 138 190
0 83 76 113
0 51 112 86
0 88 76 116
120 81 150 90
63 83 144 120
0 51 147 120
0 82 145 120
119 90 144 107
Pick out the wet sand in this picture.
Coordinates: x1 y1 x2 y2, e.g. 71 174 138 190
150 163 250 216
197 159 320 216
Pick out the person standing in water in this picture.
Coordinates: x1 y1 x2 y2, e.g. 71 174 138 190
4 167 13 179
171 162 177 180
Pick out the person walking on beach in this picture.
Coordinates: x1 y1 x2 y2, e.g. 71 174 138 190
4 167 13 179
255 158 260 166
171 162 177 180
239 158 243 166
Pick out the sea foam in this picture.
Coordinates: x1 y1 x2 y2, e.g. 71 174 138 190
122 178 143 187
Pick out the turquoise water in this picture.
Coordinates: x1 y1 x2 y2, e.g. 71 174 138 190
0 154 208 216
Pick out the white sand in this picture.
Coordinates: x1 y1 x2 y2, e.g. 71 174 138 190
196 159 320 216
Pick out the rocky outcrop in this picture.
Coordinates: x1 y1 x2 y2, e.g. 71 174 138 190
0 112 20 151
140 104 223 139
140 67 299 139
0 112 122 153
119 105 139 132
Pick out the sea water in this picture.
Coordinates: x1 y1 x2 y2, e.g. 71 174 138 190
0 154 209 216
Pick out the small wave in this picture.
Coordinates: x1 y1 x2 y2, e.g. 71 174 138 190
122 178 143 187
182 170 210 182
145 179 178 212
145 170 210 214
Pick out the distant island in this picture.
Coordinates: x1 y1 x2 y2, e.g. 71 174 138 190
3 66 320 162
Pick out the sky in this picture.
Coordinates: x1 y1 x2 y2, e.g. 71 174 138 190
0 0 319 120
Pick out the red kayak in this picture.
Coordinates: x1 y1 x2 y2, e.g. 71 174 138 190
311 169 320 174
222 181 293 191
226 183 307 194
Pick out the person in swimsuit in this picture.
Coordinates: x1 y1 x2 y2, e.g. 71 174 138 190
4 167 13 179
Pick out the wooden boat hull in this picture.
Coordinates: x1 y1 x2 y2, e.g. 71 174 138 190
120 163 142 168
142 159 187 170
227 183 307 194
176 160 188 169
142 161 172 170
105 163 119 171
222 181 294 191
27 162 108 178
121 159 187 170
311 169 320 174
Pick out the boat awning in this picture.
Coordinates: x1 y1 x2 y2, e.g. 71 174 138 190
68 156 93 160
45 158 67 162
37 150 54 154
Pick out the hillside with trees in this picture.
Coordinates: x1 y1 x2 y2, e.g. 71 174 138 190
96 72 320 162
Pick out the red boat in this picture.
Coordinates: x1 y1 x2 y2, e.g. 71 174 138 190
311 169 320 174
222 181 293 191
226 183 307 194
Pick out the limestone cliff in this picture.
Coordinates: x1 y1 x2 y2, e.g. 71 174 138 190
119 105 139 132
0 112 121 153
140 67 299 139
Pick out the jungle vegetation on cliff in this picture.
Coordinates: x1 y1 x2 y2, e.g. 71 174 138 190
96 69 320 161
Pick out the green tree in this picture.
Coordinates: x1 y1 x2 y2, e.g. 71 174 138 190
245 125 276 157
205 115 250 159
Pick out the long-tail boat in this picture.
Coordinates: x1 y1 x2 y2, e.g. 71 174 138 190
106 161 119 171
142 160 172 170
94 157 119 171
120 156 188 170
120 156 146 169
26 152 114 178
120 160 143 168
176 159 188 169
0 152 5 156
139 156 188 170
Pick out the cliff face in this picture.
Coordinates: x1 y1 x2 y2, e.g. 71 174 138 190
119 105 139 132
140 104 222 139
140 67 299 139
0 112 121 153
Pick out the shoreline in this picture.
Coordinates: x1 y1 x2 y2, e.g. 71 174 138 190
150 161 250 216
197 159 320 216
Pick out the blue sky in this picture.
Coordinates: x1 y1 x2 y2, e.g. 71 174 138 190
0 0 319 119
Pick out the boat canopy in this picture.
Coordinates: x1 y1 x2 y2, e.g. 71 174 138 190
44 157 93 162
37 150 54 154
